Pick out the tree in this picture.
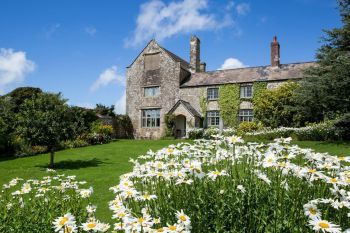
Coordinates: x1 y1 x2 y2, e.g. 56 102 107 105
16 93 76 167
4 87 42 113
295 0 350 123
0 97 15 154
94 104 115 117
254 82 300 128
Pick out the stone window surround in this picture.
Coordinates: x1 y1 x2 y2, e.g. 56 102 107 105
207 110 220 127
141 108 161 128
143 85 160 97
239 109 253 122
240 83 253 99
207 87 219 101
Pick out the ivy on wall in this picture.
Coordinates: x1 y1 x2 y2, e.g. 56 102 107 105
218 84 240 127
199 89 208 128
252 81 268 105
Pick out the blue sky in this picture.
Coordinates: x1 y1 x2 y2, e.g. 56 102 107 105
0 0 341 113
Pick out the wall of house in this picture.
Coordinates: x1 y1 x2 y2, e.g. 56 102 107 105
126 41 181 139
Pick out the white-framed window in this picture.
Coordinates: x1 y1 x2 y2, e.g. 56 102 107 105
207 88 219 100
239 109 253 122
141 109 160 128
144 86 160 97
207 111 220 126
240 84 253 98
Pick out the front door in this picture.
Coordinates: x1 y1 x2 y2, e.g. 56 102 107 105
175 115 186 138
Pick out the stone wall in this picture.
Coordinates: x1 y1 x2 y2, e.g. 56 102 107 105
126 40 182 139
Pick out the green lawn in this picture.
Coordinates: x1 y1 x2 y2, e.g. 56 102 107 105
0 139 349 224
0 139 185 223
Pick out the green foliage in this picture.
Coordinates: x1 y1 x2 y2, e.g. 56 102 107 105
218 84 240 127
188 128 204 139
94 104 115 117
199 89 208 125
333 113 350 140
252 81 267 102
15 93 77 167
0 97 15 154
254 82 300 128
164 114 176 137
295 0 350 123
112 114 134 139
3 87 42 113
237 121 263 133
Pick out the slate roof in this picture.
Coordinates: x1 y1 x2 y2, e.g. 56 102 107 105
161 47 190 70
181 62 316 87
168 100 201 117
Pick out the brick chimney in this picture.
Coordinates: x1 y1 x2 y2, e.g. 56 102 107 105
190 36 200 73
271 36 280 67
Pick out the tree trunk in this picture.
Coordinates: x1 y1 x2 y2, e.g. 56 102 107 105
49 148 55 168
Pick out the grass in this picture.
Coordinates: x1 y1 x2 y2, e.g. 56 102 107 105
0 139 186 223
0 139 349 224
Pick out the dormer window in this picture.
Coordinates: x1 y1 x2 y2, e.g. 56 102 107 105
144 86 160 97
144 53 160 71
240 84 252 98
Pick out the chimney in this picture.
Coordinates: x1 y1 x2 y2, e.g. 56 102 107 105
271 36 280 67
190 36 200 72
200 62 206 72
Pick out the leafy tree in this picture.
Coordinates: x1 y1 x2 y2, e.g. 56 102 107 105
94 104 115 117
16 93 76 167
254 82 300 128
295 0 350 123
68 106 98 137
0 97 15 154
4 87 42 113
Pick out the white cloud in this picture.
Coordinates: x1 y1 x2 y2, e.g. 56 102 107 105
90 66 125 92
114 91 126 114
125 0 234 47
0 48 36 94
236 3 250 15
85 26 97 36
219 57 246 70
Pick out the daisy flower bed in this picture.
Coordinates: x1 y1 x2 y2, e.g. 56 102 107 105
109 136 350 233
0 170 110 232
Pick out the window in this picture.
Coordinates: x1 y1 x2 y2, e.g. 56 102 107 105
207 111 220 126
141 109 160 128
240 84 253 98
144 86 160 97
207 88 219 100
144 53 160 70
239 109 253 122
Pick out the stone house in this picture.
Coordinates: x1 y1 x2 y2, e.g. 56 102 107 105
126 36 315 139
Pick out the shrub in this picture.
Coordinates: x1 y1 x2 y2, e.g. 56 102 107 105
203 127 220 138
333 113 350 140
188 128 204 139
112 115 134 139
164 114 176 137
237 121 263 133
253 82 301 128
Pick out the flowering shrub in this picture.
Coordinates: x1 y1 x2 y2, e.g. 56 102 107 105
0 170 109 232
109 136 350 232
188 127 236 139
245 121 338 141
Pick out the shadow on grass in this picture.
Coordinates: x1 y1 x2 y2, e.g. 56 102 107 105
36 158 107 170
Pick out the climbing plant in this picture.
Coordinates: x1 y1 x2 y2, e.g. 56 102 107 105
252 81 267 105
199 88 208 127
218 84 240 127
